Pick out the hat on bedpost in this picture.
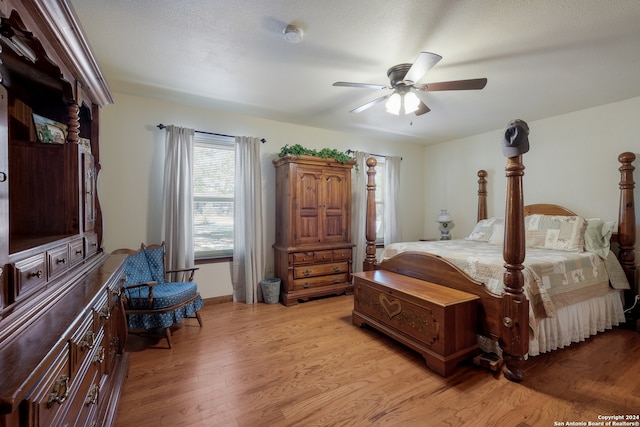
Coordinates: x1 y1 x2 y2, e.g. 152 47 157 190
502 119 530 158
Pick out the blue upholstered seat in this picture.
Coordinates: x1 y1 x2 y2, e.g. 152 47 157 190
116 243 204 348
125 281 204 330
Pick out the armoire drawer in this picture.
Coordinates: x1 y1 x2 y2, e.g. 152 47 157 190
293 273 348 291
293 262 349 279
292 252 315 264
332 248 352 261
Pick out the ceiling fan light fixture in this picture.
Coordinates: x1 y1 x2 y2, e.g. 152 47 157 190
403 91 420 114
385 91 420 115
283 24 304 43
385 92 402 115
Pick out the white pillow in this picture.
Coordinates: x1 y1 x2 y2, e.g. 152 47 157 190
525 214 587 252
466 217 504 242
488 223 504 245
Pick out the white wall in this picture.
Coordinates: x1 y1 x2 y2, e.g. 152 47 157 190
98 92 426 299
423 96 640 249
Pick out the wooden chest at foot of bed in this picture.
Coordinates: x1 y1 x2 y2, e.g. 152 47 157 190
352 270 480 376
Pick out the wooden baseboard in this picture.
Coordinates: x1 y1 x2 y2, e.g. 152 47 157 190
203 295 233 305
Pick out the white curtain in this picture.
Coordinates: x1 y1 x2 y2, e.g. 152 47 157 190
351 151 369 273
161 125 195 276
232 136 265 303
384 155 402 245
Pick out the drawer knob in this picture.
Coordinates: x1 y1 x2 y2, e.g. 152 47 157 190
30 270 44 279
47 374 70 408
303 269 312 276
333 266 342 272
56 257 67 264
303 282 310 288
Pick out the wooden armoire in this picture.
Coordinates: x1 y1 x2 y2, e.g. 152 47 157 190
273 154 355 306
0 1 129 426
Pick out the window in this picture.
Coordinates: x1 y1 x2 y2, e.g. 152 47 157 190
193 134 235 258
373 156 385 244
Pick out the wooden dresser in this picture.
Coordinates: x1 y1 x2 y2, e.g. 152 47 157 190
0 1 128 425
273 155 355 306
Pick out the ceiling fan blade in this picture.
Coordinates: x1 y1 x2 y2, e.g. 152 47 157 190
349 94 392 113
333 81 388 90
414 101 431 116
403 52 442 84
417 78 488 92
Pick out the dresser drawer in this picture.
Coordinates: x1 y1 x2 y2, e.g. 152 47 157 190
47 244 70 280
293 261 349 279
70 313 98 374
59 332 105 427
293 273 348 291
69 238 86 267
60 363 101 427
12 253 46 301
92 289 112 333
85 232 99 256
24 347 71 427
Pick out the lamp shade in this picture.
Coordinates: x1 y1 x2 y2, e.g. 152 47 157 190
437 209 453 223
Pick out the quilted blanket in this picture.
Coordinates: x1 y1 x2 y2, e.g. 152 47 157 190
380 240 628 322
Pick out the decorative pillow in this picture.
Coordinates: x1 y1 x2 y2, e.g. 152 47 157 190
583 218 615 258
124 250 153 284
144 246 166 283
466 217 504 242
525 214 587 252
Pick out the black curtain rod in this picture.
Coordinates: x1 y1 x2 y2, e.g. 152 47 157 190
157 124 266 143
347 149 402 160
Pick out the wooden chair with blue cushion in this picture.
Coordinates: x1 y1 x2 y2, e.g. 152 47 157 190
113 242 204 348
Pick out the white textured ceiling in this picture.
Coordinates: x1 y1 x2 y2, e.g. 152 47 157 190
69 0 640 145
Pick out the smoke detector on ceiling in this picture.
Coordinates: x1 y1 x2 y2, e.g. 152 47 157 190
283 24 303 43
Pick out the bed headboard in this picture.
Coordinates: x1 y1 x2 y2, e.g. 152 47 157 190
524 204 577 216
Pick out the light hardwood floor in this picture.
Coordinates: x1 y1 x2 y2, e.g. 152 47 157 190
115 295 640 427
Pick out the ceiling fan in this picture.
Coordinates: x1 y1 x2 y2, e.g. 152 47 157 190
333 52 487 116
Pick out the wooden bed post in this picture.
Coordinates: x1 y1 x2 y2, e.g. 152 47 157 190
501 155 529 382
477 170 488 222
618 152 637 302
363 157 378 271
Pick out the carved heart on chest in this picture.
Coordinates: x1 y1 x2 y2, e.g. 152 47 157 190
379 294 402 319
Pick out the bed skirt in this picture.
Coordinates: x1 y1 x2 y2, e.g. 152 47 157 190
479 289 625 357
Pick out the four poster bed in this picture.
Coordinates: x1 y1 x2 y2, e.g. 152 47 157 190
353 152 637 381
